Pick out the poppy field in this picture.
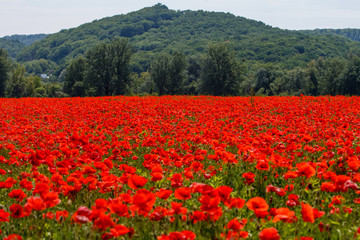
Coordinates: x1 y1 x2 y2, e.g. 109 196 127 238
0 96 360 240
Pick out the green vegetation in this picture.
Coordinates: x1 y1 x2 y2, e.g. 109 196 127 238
12 4 360 72
64 37 133 96
0 38 24 58
0 34 48 58
1 4 360 97
150 51 186 95
199 44 243 96
303 28 360 42
0 49 11 97
2 34 48 46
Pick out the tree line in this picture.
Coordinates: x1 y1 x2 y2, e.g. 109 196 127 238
1 37 360 97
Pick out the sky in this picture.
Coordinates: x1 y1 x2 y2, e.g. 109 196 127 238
1 0 360 37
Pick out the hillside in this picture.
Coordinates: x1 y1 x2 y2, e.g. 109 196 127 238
0 38 24 58
0 34 48 58
9 4 360 72
3 34 48 46
302 28 360 42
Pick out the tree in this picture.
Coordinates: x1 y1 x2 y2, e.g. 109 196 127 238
317 58 345 95
6 63 26 98
168 51 186 95
340 54 360 95
86 42 113 96
199 43 243 96
285 67 309 95
151 53 171 96
0 49 10 97
307 60 319 96
85 37 133 96
184 55 202 95
150 51 187 95
110 37 133 95
64 56 87 96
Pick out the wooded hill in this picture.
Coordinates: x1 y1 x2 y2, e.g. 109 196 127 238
301 29 360 42
2 4 360 75
0 34 47 58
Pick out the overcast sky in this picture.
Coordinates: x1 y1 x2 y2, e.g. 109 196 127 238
1 0 360 37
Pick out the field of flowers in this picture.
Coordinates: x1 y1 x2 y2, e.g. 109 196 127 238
0 96 360 240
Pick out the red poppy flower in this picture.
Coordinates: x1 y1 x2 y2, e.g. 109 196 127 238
225 197 245 209
246 197 269 212
190 210 206 223
71 206 92 223
174 187 192 200
42 191 61 208
33 182 51 197
298 237 313 240
242 172 255 184
9 204 24 219
296 163 316 178
272 207 295 223
259 227 280 240
157 230 196 240
4 234 22 240
301 202 315 223
128 175 148 190
131 189 156 216
190 182 214 194
8 189 27 202
156 189 173 200
256 160 269 171
169 173 183 188
150 172 164 182
0 209 10 222
222 230 249 240
93 212 115 231
215 186 233 202
110 224 130 237
19 179 33 191
227 218 247 230
108 202 128 217
170 202 188 215
25 197 46 211
320 182 336 192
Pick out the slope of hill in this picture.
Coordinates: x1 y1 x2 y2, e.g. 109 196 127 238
3 34 48 46
12 4 360 72
0 38 24 58
0 34 48 58
302 29 360 42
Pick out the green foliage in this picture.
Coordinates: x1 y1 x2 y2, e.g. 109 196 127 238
2 5 360 97
150 53 172 96
2 34 48 46
0 49 11 97
340 54 360 95
130 71 157 95
64 56 87 96
302 28 360 42
199 43 243 96
63 37 133 96
13 4 360 73
23 59 57 76
111 37 133 95
150 51 187 95
5 64 46 98
0 39 24 59
85 42 114 96
0 34 47 59
315 58 346 96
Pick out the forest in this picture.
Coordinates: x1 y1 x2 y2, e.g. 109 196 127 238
1 4 360 97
